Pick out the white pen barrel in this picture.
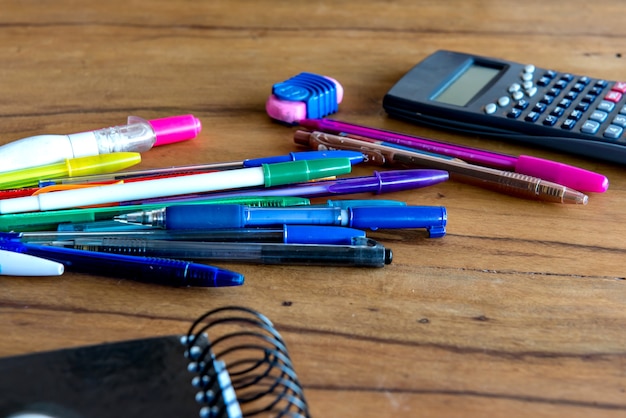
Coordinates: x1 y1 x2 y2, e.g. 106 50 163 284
0 167 266 214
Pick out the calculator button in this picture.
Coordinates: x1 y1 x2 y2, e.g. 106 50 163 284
545 70 557 79
543 115 558 126
560 74 574 82
590 86 604 96
597 100 615 113
525 111 540 122
507 108 523 119
497 96 511 107
612 115 626 128
604 91 623 103
525 87 538 97
515 99 530 110
555 80 569 90
561 118 577 130
604 125 624 140
595 80 608 88
540 95 555 105
508 83 521 93
558 98 572 109
521 72 533 82
581 120 601 134
550 107 565 117
569 110 583 121
547 87 561 97
578 76 591 85
522 80 533 90
590 110 608 123
612 81 626 93
533 103 547 113
512 90 524 101
537 76 552 87
565 91 578 101
581 94 597 104
524 64 536 73
571 83 586 93
620 105 626 115
575 102 590 112
484 103 498 114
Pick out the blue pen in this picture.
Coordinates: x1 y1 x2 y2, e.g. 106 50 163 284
0 240 244 287
0 225 366 245
114 204 447 238
38 150 364 186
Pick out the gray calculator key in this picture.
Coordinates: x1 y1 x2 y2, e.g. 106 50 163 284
590 110 608 122
603 125 624 139
581 120 600 134
612 114 626 128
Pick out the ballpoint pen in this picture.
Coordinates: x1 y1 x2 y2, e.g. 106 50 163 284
0 249 64 276
114 203 447 237
0 158 353 214
38 236 392 268
0 225 367 245
123 168 448 205
0 196 311 232
0 240 243 287
299 118 609 193
295 130 589 205
39 150 365 186
0 114 202 173
0 152 142 190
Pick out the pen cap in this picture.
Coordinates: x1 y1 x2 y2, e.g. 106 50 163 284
349 205 447 238
515 155 609 193
146 114 203 146
66 152 142 176
262 158 352 187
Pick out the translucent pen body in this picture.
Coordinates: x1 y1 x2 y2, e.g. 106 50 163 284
299 131 588 204
55 237 392 267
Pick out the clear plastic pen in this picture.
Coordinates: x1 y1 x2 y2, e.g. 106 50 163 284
49 236 392 267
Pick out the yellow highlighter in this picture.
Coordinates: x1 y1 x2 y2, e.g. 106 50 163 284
0 152 142 190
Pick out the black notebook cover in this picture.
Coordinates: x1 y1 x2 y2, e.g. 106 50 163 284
0 335 200 418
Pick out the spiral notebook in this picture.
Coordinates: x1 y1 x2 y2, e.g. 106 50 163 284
0 307 310 418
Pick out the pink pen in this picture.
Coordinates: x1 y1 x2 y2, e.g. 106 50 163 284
0 114 202 174
299 118 609 193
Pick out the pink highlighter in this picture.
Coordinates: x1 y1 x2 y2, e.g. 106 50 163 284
0 114 202 174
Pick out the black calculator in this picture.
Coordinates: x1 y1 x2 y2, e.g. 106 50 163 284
382 50 626 165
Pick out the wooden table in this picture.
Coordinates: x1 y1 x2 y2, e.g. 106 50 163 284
1 1 625 417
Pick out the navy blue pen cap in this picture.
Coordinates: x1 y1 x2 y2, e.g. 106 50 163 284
266 72 344 124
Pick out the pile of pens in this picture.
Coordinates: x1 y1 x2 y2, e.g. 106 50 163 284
0 114 455 288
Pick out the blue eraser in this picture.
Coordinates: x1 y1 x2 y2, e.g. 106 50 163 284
266 72 344 124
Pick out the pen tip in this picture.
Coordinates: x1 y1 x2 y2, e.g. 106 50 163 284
385 248 393 265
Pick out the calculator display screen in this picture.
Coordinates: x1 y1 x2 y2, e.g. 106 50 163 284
433 63 501 106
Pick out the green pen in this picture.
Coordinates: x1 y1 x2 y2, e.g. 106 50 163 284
0 196 310 232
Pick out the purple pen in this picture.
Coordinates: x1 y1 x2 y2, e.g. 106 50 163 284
122 169 449 205
299 118 609 193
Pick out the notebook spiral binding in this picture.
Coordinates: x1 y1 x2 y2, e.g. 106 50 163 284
182 306 311 418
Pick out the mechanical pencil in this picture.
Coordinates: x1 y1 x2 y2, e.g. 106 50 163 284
300 118 609 193
0 249 64 276
114 203 447 238
295 130 589 205
0 196 310 232
123 168 448 206
0 158 352 214
0 240 243 287
0 225 367 245
0 114 201 173
0 152 142 190
39 150 365 186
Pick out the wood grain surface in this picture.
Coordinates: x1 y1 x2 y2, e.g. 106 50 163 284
0 1 625 417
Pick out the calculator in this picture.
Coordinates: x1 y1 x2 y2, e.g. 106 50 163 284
382 50 626 165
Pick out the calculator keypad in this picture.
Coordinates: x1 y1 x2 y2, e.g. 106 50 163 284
485 66 626 142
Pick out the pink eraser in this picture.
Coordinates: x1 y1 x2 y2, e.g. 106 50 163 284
148 114 202 146
516 155 609 193
266 74 344 124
